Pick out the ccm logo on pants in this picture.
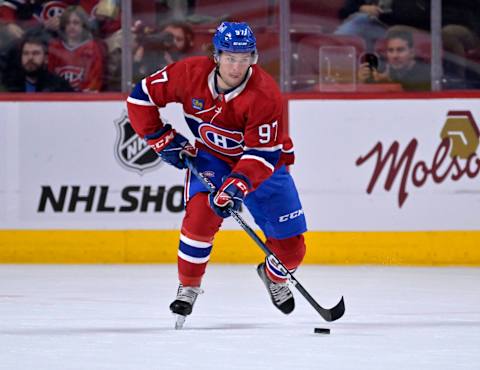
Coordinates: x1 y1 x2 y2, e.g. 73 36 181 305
278 209 304 223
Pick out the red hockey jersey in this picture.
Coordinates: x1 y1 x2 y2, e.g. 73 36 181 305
48 38 104 92
127 56 294 189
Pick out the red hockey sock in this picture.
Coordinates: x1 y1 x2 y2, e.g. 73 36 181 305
264 235 306 283
178 193 222 286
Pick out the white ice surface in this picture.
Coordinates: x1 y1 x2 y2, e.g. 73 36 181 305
1 265 479 370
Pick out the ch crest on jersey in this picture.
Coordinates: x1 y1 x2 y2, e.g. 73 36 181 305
198 123 244 156
56 66 84 89
114 110 162 174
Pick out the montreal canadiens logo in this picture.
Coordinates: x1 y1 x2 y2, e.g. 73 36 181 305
38 1 67 22
198 123 244 156
55 66 84 89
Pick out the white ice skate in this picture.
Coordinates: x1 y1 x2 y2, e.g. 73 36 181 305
169 284 203 329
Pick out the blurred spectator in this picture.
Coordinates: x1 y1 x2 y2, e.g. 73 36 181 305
89 0 121 39
336 0 480 89
102 27 122 91
0 0 120 92
0 0 67 40
335 0 429 51
132 20 195 82
155 0 227 26
87 0 156 40
0 0 148 53
2 33 72 92
442 24 480 89
48 5 104 91
0 21 18 88
162 21 195 56
155 0 216 25
358 29 430 91
97 1 159 91
156 0 195 22
442 0 480 46
0 22 26 50
440 0 480 89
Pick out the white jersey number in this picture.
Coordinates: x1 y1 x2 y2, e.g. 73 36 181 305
258 121 278 144
151 67 168 85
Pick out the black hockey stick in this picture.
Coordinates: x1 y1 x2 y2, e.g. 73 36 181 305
185 157 345 322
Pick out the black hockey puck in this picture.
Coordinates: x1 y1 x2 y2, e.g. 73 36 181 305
314 328 330 334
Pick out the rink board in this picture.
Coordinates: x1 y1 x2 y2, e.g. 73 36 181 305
0 95 479 264
1 229 480 265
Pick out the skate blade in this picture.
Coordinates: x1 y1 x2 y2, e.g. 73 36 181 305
174 314 186 330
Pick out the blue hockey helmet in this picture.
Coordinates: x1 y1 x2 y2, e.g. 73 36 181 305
213 22 257 61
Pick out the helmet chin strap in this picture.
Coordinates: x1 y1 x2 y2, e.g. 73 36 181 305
214 66 229 93
213 54 224 85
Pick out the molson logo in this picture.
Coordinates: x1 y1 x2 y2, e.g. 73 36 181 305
355 111 480 208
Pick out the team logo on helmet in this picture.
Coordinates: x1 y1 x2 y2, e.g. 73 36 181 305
213 21 256 54
216 23 227 33
114 110 162 174
198 123 244 156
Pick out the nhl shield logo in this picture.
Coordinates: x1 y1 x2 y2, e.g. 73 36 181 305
114 110 162 174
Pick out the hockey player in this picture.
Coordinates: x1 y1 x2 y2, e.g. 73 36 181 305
126 21 307 327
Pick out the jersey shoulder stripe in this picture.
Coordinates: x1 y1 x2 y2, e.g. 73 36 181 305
127 80 154 106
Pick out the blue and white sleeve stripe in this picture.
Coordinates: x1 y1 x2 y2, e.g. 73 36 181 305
242 145 282 171
126 79 155 106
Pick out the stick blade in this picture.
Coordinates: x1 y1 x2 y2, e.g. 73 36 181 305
323 296 345 322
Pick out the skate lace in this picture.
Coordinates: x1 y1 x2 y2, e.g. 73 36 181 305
269 282 292 305
176 285 204 304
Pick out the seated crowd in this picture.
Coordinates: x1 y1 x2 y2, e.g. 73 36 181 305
357 28 431 92
0 0 479 93
334 0 480 91
0 0 201 92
